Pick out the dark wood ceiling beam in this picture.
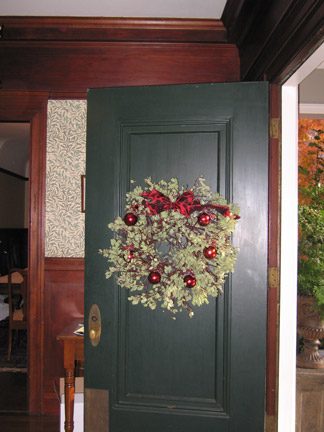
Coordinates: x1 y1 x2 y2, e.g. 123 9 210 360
222 0 266 47
0 16 227 43
222 0 324 83
237 0 294 80
265 2 324 83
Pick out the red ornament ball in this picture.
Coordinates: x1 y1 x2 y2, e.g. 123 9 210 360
148 271 161 284
124 213 138 226
198 213 211 226
184 274 196 288
127 250 134 261
204 246 217 259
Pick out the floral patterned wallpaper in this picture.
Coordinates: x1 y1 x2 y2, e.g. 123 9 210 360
45 100 87 257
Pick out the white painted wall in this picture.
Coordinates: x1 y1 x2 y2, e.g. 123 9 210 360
0 172 26 228
300 69 324 103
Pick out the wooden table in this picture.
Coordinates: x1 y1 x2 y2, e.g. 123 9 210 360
57 318 84 432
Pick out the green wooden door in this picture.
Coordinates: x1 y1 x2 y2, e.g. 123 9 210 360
85 83 268 432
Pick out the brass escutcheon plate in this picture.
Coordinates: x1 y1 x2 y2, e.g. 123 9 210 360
88 304 101 347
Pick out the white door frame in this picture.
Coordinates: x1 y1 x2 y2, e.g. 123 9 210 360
279 41 324 432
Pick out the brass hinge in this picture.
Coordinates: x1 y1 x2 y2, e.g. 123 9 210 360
268 267 279 288
270 118 280 139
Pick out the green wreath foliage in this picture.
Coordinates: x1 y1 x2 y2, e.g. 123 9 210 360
99 177 240 318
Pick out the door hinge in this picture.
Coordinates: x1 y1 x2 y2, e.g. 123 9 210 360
270 118 280 139
268 267 279 288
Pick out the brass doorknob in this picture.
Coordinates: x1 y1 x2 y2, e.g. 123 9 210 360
89 329 97 340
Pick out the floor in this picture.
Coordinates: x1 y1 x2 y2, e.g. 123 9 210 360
0 414 59 432
0 286 60 431
0 372 60 431
0 372 27 412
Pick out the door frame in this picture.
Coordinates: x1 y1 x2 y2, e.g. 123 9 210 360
0 90 48 414
279 41 324 432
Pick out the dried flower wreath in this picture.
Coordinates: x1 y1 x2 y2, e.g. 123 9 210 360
100 177 240 317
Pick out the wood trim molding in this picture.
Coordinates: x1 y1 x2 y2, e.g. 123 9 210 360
266 84 281 426
0 91 48 120
0 90 49 414
299 103 324 115
0 17 227 43
45 257 85 272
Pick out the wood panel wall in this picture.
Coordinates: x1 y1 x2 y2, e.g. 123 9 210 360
43 258 84 414
0 42 239 98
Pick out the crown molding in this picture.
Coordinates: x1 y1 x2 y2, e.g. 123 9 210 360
0 16 227 43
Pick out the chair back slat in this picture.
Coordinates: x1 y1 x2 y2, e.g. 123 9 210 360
7 268 28 360
8 268 28 322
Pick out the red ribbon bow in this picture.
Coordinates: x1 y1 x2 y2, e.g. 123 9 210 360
142 189 240 219
142 189 197 217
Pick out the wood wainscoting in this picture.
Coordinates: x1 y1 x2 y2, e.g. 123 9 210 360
43 257 84 415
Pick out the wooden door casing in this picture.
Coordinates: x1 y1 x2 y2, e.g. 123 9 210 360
0 90 48 414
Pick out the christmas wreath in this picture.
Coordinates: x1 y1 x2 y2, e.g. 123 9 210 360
99 177 240 318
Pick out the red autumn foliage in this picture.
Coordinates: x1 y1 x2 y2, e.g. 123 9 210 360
298 119 324 205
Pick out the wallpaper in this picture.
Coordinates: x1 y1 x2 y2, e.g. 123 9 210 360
45 100 87 257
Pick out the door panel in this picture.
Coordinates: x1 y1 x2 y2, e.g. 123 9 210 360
85 83 268 432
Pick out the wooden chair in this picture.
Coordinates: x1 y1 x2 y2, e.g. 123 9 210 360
7 268 28 361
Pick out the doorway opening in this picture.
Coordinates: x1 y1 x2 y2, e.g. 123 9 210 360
0 121 29 412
